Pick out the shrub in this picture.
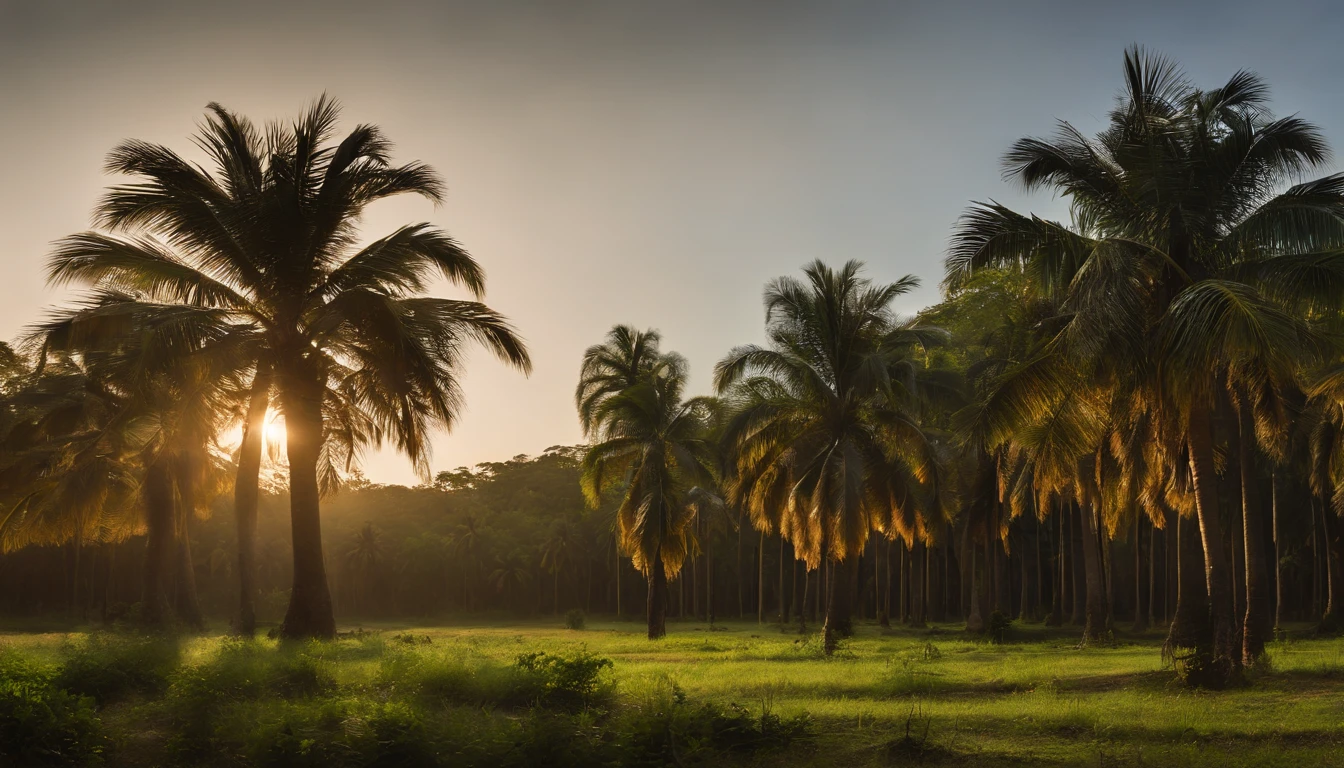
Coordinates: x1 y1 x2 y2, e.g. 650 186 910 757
564 609 586 630
166 639 337 760
616 677 810 765
0 653 105 766
988 611 1012 644
513 650 614 708
55 634 179 705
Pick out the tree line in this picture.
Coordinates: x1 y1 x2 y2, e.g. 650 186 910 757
2 48 1344 689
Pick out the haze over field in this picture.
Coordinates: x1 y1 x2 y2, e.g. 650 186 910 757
5 0 1344 484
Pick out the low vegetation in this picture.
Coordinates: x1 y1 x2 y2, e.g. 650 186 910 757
1 620 1341 767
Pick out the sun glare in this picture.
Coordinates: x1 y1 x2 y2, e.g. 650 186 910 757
262 409 286 452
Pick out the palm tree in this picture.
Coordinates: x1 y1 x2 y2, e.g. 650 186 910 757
490 550 532 612
715 261 946 654
540 522 576 614
947 47 1344 683
344 522 384 614
46 97 532 638
578 327 717 639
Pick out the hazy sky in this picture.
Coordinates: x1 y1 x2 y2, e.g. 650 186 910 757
4 0 1344 485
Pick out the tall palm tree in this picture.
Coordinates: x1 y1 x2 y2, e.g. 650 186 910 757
715 261 946 654
578 327 717 639
540 521 575 614
343 522 384 614
947 47 1344 683
46 98 532 638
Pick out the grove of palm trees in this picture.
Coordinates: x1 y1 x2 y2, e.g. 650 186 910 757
2 44 1344 768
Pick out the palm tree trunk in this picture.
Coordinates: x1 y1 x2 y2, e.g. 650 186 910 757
706 532 715 625
736 512 744 618
966 538 984 632
68 537 82 618
1149 517 1161 628
647 553 667 639
1168 512 1209 650
878 540 891 628
778 535 788 624
1272 473 1283 632
823 555 857 654
1034 516 1045 622
1239 401 1269 665
141 458 176 626
173 456 205 630
798 562 809 633
1188 401 1240 682
615 539 622 618
1078 502 1108 642
757 530 765 624
1070 503 1086 625
278 365 336 640
1048 506 1064 626
910 539 927 627
1322 498 1344 628
1133 514 1148 632
234 362 270 636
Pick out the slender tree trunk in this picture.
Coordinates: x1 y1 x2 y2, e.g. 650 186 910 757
1034 516 1045 622
736 513 744 618
878 540 891 628
141 458 176 626
278 363 337 640
1133 514 1148 632
1273 472 1284 633
823 555 857 654
1240 401 1269 665
706 532 715 625
1049 506 1064 627
1322 497 1344 628
966 538 984 632
173 456 205 630
757 530 766 624
898 544 908 623
1019 530 1032 621
909 540 927 627
1187 401 1240 682
778 535 788 624
234 363 270 636
1312 496 1324 621
615 540 623 619
1070 503 1086 625
1149 517 1161 629
798 563 809 633
1078 502 1108 642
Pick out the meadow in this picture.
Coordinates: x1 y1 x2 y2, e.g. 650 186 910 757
3 618 1342 767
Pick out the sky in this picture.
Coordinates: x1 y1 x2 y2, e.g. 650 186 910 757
4 0 1344 485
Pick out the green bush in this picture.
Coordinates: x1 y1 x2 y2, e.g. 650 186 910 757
0 653 105 766
616 677 810 765
513 650 613 708
166 639 336 760
988 611 1012 644
54 633 179 705
564 609 586 630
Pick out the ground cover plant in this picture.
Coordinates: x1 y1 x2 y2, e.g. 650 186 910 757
1 618 1341 767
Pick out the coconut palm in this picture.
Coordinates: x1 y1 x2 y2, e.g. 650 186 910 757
45 97 532 638
344 522 384 614
578 327 717 639
947 47 1344 683
715 260 946 654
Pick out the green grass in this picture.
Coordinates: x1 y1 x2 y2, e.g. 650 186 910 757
1 617 1342 766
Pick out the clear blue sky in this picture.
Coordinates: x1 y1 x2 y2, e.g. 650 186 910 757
3 0 1343 484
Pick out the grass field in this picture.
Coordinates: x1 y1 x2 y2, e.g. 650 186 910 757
2 617 1343 767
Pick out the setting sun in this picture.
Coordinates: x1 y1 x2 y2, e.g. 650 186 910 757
261 409 286 455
